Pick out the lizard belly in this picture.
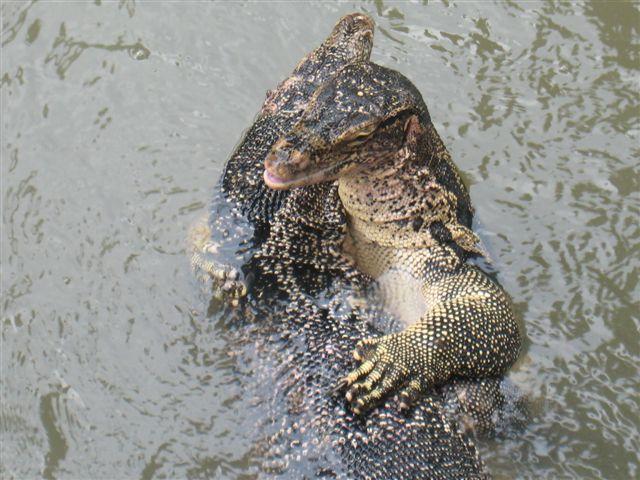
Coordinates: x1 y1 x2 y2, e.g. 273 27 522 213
344 230 427 328
375 269 427 328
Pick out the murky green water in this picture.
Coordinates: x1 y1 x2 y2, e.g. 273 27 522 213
2 1 638 478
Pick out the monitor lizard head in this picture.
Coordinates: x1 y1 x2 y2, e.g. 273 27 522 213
264 62 429 189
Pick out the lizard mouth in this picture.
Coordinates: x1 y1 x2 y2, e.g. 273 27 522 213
263 164 340 190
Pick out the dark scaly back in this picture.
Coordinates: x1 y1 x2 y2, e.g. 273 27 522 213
220 14 374 226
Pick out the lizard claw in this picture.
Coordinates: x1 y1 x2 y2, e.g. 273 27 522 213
332 377 349 396
342 332 437 414
398 379 423 410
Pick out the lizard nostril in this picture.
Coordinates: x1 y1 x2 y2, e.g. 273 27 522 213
266 143 310 177
290 150 310 171
265 148 296 179
264 151 278 172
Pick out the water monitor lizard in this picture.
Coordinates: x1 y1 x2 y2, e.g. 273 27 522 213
190 13 523 479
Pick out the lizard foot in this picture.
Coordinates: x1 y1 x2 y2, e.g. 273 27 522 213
188 218 247 307
191 245 247 306
337 333 437 415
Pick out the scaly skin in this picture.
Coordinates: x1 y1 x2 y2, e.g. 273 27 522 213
264 61 522 414
189 13 374 304
246 182 491 479
191 15 525 478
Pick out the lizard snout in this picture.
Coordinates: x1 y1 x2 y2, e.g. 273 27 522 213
264 140 311 189
265 144 309 176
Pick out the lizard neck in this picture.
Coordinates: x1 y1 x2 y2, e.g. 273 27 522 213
338 122 476 250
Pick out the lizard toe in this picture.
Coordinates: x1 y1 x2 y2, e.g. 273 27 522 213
353 336 380 360
342 358 377 389
345 367 384 401
351 374 401 415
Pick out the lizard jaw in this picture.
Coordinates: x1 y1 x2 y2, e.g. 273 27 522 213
263 164 338 190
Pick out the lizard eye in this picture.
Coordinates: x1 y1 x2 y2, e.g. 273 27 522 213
346 133 371 147
343 124 378 146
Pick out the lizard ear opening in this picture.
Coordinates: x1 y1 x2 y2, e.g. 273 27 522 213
403 114 422 148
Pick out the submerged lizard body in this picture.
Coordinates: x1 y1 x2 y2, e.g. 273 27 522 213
191 15 525 478
245 181 501 479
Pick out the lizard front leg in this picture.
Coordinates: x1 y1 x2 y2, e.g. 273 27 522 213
188 192 258 306
338 269 521 414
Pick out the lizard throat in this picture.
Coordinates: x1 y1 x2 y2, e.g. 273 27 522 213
336 136 478 254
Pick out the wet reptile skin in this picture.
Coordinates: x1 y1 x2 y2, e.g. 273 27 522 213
191 14 522 479
264 62 522 415
190 13 374 302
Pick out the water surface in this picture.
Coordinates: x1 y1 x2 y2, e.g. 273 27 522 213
2 1 638 478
